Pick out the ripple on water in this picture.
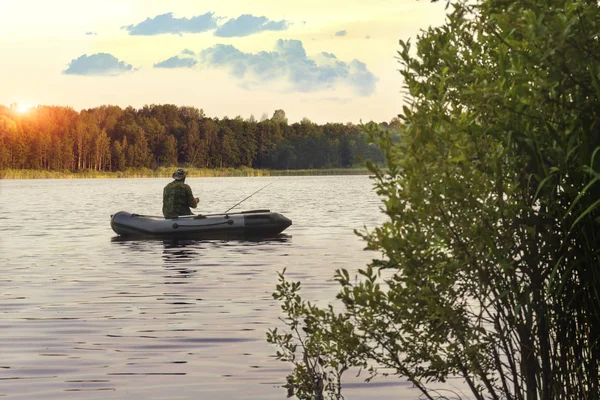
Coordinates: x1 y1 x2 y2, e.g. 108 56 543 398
0 176 434 400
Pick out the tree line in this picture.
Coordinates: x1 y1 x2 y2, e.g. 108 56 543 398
0 104 394 172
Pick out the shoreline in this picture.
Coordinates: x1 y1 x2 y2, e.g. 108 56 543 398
0 167 373 179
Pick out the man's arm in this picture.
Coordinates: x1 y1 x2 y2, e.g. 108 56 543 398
186 185 199 208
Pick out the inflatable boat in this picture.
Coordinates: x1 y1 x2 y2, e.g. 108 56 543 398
111 209 292 239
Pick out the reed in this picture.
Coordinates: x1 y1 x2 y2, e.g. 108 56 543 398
267 168 371 176
0 167 372 179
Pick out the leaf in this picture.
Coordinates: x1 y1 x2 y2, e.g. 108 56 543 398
570 198 600 231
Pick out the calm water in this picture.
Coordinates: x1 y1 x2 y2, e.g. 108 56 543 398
1 175 426 399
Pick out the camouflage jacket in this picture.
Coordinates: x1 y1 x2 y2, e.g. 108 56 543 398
162 180 198 218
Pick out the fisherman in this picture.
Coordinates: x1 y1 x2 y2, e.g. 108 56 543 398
162 168 199 219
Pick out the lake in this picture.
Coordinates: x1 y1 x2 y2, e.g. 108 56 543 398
1 175 428 399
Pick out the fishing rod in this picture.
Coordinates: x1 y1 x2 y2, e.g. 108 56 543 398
131 209 271 219
223 182 273 214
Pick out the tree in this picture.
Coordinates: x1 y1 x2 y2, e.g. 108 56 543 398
273 142 297 169
227 117 256 167
181 119 202 167
268 1 600 399
388 116 401 131
116 136 128 171
199 118 219 168
179 106 204 123
128 126 150 168
218 125 240 167
73 116 99 170
160 135 178 167
254 120 282 169
339 136 357 167
92 129 110 170
272 109 288 125
139 116 166 169
0 116 18 169
111 140 124 171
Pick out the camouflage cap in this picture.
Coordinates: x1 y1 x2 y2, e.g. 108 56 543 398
172 168 187 180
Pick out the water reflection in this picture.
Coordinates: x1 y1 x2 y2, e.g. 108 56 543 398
3 176 400 400
110 234 293 282
162 240 198 279
110 233 292 244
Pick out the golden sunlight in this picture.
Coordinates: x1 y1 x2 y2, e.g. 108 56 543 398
16 103 34 113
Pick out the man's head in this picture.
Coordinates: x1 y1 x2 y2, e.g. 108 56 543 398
172 168 187 181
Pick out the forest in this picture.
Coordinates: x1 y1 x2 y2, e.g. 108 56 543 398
0 104 392 172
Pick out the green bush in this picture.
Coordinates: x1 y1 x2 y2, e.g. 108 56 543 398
268 0 600 399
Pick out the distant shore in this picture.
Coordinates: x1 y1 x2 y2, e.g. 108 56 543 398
0 167 373 179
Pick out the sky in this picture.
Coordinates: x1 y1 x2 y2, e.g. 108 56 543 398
0 0 448 124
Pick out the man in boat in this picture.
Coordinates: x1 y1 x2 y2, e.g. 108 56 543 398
162 168 200 218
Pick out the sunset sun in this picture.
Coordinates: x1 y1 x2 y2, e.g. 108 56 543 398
16 103 33 113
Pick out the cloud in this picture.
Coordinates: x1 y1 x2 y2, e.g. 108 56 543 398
197 39 377 96
214 14 289 37
85 31 97 36
63 53 133 76
123 12 218 36
302 97 352 104
347 59 378 96
182 48 196 56
154 56 197 69
334 30 347 37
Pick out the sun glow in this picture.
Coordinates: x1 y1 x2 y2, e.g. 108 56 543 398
11 103 35 114
16 103 34 113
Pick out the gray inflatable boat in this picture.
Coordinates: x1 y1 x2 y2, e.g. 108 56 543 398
111 209 292 239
